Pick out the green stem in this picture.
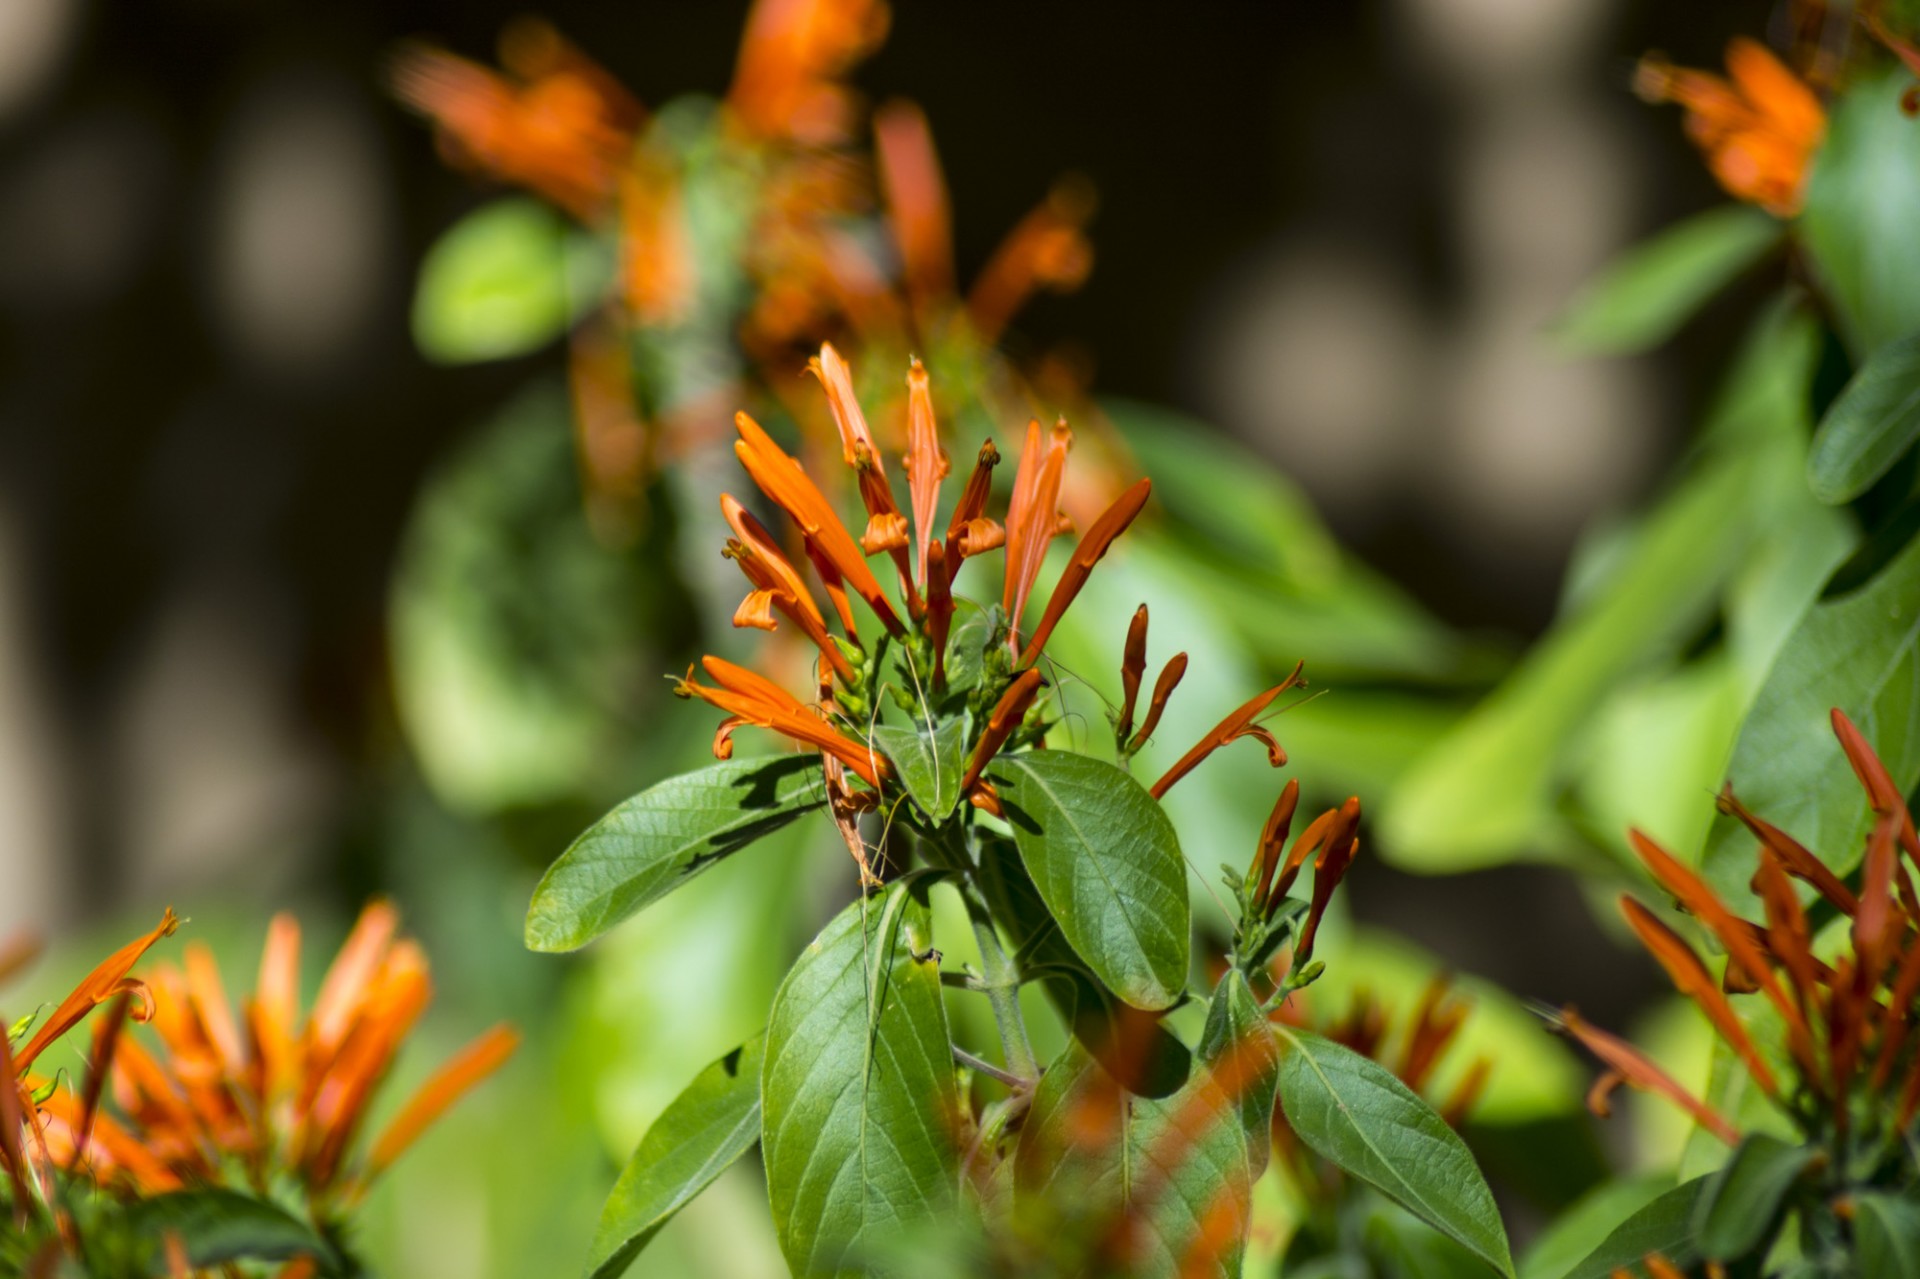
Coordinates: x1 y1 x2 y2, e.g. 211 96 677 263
920 821 1039 1081
963 884 1039 1081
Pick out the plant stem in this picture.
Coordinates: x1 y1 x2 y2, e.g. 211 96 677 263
952 1044 1031 1090
920 821 1040 1081
962 884 1039 1080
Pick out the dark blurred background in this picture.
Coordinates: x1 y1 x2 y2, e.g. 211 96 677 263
0 0 1758 1022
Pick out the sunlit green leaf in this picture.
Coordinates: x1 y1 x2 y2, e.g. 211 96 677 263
1801 70 1920 357
412 197 610 364
1702 530 1920 899
1557 1175 1707 1279
1690 1133 1815 1262
975 835 1192 1098
994 751 1190 1011
1274 1028 1513 1278
585 1036 763 1279
1808 329 1920 503
761 876 961 1277
1855 1190 1920 1279
1554 205 1782 355
873 719 969 823
526 756 827 952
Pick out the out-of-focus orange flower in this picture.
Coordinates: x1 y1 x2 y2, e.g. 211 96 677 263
42 902 516 1212
1634 37 1825 216
4 911 176 1226
391 17 642 221
1560 709 1920 1148
728 0 891 145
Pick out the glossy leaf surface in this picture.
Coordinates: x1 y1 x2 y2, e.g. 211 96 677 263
1275 1029 1513 1277
761 877 961 1277
527 756 826 952
995 750 1189 1011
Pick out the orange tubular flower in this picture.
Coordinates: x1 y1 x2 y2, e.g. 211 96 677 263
721 493 856 683
903 358 949 591
874 100 956 320
1563 709 1920 1154
679 656 886 790
46 903 517 1210
16 909 179 1072
1633 37 1825 216
735 410 905 638
961 668 1047 807
391 19 642 222
728 0 891 145
1018 478 1152 667
810 345 920 610
1150 663 1306 800
1002 418 1074 649
1556 1009 1740 1145
966 181 1096 346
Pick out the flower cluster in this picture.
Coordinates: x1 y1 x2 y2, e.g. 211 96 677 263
1556 710 1920 1271
4 903 512 1275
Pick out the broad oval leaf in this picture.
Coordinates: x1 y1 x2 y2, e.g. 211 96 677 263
872 719 969 822
412 197 609 364
993 751 1189 1010
761 876 962 1277
1855 1190 1920 1279
1363 1196 1500 1279
1808 329 1920 503
1691 1133 1815 1262
1702 530 1920 899
585 1035 764 1279
975 835 1191 1097
130 1188 336 1270
1558 1175 1708 1279
526 756 827 952
1275 1028 1513 1278
1554 204 1782 356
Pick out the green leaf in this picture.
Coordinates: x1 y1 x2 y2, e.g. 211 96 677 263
585 1036 764 1279
1275 1028 1513 1278
1557 1176 1707 1279
526 756 827 952
944 602 1001 694
1015 1017 1265 1279
993 751 1190 1011
1855 1190 1920 1279
1801 69 1920 357
975 835 1192 1097
1702 530 1920 899
1691 1133 1815 1262
1554 205 1782 355
412 197 610 363
761 876 962 1277
130 1189 335 1269
872 718 969 822
1808 329 1920 503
